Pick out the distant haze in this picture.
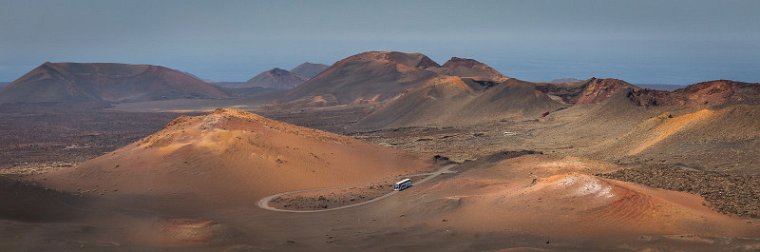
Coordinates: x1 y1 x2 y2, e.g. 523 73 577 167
1 0 758 84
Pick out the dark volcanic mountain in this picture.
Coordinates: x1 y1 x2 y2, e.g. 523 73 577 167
0 62 228 103
290 62 329 79
574 78 637 104
281 51 516 107
429 57 509 82
534 78 638 105
245 68 308 90
281 51 441 106
629 80 760 107
280 51 563 128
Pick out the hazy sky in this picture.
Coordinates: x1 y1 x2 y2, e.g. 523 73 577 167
1 0 758 84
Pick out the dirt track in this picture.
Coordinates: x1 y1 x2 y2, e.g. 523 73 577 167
257 164 457 212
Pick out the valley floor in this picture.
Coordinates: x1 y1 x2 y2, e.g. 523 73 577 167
1 101 759 251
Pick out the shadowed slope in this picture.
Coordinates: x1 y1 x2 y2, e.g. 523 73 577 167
0 176 86 222
355 78 565 129
290 62 330 79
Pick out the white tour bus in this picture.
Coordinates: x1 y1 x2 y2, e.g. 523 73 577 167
393 178 412 191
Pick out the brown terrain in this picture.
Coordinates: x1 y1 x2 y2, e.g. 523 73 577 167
1 51 760 251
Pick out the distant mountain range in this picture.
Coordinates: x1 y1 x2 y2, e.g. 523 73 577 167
216 62 330 90
0 62 228 103
281 51 510 107
274 51 760 129
0 61 331 104
245 68 308 89
0 53 755 114
290 62 330 79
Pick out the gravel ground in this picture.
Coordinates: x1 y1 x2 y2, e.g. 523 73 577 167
599 165 760 218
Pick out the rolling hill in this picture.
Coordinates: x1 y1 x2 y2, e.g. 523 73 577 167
41 108 430 206
0 62 229 103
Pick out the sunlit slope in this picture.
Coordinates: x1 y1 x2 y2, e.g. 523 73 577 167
42 108 429 206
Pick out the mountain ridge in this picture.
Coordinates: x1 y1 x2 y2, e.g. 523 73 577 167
282 51 513 107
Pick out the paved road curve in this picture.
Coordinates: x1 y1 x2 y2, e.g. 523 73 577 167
256 164 457 213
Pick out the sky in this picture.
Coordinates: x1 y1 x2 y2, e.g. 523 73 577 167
1 0 758 84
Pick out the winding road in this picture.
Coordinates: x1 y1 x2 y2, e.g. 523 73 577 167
256 164 458 213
